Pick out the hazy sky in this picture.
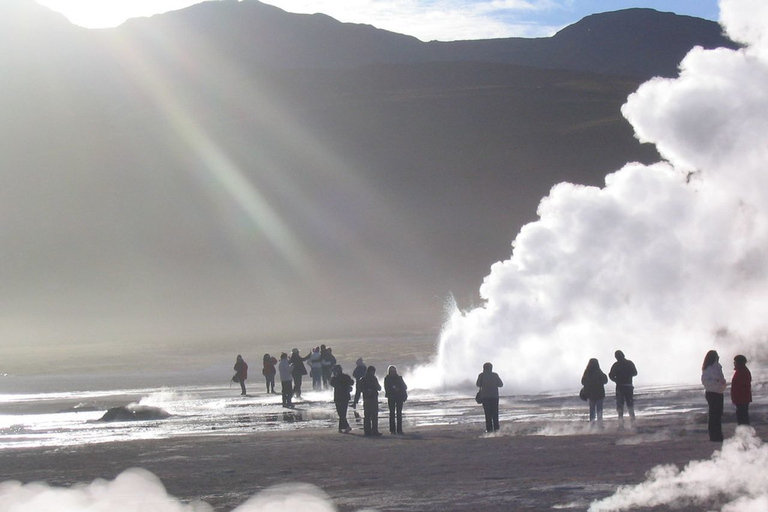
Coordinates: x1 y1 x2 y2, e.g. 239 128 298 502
37 0 721 41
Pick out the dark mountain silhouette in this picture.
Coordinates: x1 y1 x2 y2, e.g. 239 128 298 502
0 1 736 346
114 2 737 78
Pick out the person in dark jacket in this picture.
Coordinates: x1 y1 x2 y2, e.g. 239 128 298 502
352 358 367 409
476 362 503 433
321 345 337 390
358 365 382 436
329 365 354 433
289 348 310 399
731 354 752 426
608 350 638 429
262 353 278 394
233 355 248 396
384 365 408 434
581 358 608 426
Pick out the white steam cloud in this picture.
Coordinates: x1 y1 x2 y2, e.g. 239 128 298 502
0 470 355 512
412 0 768 393
589 427 768 512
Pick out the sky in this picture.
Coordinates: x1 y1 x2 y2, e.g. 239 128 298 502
36 0 721 41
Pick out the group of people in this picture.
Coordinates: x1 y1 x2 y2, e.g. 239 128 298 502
701 350 753 442
330 362 408 435
232 346 338 400
233 353 409 436
238 348 754 440
579 350 638 429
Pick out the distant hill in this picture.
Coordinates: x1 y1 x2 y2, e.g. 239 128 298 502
114 2 737 78
0 1 735 345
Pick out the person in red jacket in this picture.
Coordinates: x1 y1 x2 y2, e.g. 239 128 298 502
731 354 752 425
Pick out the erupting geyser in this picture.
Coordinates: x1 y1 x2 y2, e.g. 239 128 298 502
413 0 768 393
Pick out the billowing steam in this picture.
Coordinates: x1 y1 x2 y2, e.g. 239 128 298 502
0 469 357 512
589 427 768 511
412 0 768 393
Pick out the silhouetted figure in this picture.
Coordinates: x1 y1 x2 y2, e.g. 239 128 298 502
581 358 608 426
321 346 337 390
308 346 323 391
384 365 408 434
278 352 293 408
262 353 278 394
330 365 354 433
289 348 310 398
731 354 752 426
352 358 367 408
233 355 248 396
359 365 382 436
609 350 638 429
476 362 503 433
701 350 727 442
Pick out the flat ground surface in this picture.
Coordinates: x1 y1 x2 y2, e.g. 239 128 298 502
2 415 762 511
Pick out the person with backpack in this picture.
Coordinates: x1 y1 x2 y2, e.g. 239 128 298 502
330 365 354 433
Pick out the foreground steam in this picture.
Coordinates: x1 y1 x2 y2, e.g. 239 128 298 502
412 0 768 393
589 427 768 512
0 472 346 512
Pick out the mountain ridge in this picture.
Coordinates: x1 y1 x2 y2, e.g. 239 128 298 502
0 1 737 342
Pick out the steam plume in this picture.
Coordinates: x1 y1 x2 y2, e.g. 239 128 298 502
412 0 768 392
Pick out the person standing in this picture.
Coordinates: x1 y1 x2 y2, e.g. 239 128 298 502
701 350 727 442
476 362 503 433
359 365 382 436
321 346 337 390
233 355 248 396
352 358 367 409
308 347 323 391
384 365 408 435
608 350 638 429
289 348 310 399
581 358 608 427
731 354 752 426
262 353 278 394
330 365 354 433
278 352 293 408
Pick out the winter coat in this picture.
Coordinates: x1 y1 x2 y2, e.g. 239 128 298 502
731 366 752 405
234 359 248 381
278 359 293 382
581 369 608 400
358 374 381 401
330 372 354 403
290 352 309 376
702 362 727 394
609 359 637 386
476 371 503 399
262 357 277 377
352 361 367 381
384 375 408 402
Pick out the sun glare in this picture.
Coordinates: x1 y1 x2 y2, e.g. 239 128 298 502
35 0 208 28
